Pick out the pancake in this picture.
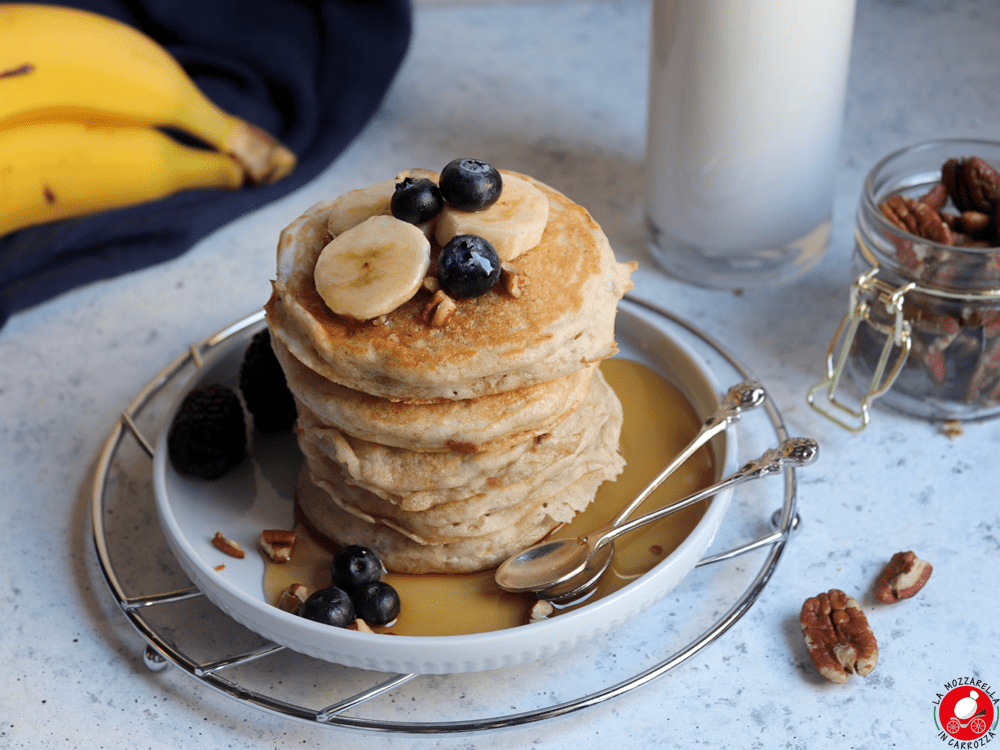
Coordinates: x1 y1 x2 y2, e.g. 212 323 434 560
297 380 624 545
273 333 595 453
297 464 616 574
266 171 635 402
296 367 622 513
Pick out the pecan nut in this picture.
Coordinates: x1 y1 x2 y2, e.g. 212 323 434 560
259 529 296 563
919 182 948 212
348 618 375 633
800 589 878 684
959 210 993 239
873 551 933 603
880 194 954 245
422 289 457 327
276 583 308 614
211 531 246 559
500 262 529 298
529 599 554 622
944 156 1000 214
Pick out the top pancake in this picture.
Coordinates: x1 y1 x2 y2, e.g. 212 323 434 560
266 171 635 402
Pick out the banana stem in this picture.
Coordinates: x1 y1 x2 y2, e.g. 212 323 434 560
227 120 297 185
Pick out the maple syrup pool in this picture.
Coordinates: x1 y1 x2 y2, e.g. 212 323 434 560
263 358 717 637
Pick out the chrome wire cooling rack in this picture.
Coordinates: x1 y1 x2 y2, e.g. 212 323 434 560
90 295 800 734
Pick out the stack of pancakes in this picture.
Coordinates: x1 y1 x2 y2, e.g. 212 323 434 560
265 170 636 573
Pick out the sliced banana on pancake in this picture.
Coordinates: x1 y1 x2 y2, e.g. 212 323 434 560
435 173 549 262
326 179 395 236
314 215 431 321
327 170 442 237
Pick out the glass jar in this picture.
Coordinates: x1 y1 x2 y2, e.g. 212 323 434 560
809 139 1000 430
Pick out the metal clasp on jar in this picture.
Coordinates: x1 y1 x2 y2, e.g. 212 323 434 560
807 268 915 432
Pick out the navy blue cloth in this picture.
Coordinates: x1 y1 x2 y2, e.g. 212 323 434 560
0 0 411 328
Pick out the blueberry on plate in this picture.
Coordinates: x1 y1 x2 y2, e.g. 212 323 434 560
391 177 443 225
331 545 384 594
439 158 502 211
298 586 356 628
438 234 501 298
352 581 401 626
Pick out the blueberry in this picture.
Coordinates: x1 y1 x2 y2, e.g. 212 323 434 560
298 586 355 628
439 158 502 211
391 177 444 225
331 545 384 593
438 234 501 298
352 581 401 626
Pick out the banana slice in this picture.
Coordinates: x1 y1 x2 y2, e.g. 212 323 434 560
326 169 442 238
435 173 549 262
314 215 431 320
326 179 395 237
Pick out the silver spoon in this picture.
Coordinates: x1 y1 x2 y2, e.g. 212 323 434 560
493 380 765 600
495 437 819 601
602 380 766 535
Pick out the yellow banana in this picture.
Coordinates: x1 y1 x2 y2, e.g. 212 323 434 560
0 3 295 184
0 122 244 236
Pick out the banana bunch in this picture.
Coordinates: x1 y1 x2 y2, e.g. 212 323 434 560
0 3 297 237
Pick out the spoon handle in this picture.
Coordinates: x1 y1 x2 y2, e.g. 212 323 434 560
608 380 765 528
592 437 818 550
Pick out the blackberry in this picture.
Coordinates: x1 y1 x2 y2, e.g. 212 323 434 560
238 328 296 432
167 383 246 479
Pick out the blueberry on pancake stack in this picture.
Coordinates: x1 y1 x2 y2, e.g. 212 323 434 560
265 160 636 573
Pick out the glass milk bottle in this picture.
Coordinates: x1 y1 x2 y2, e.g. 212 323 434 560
645 0 856 289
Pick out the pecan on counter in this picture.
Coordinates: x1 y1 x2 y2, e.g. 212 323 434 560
800 589 878 684
873 551 933 603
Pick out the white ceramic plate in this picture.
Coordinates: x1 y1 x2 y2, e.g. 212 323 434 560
152 299 737 674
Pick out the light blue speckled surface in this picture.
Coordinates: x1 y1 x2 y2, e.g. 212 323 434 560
3 1 999 747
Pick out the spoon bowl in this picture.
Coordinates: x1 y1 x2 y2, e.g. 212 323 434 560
526 543 615 602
